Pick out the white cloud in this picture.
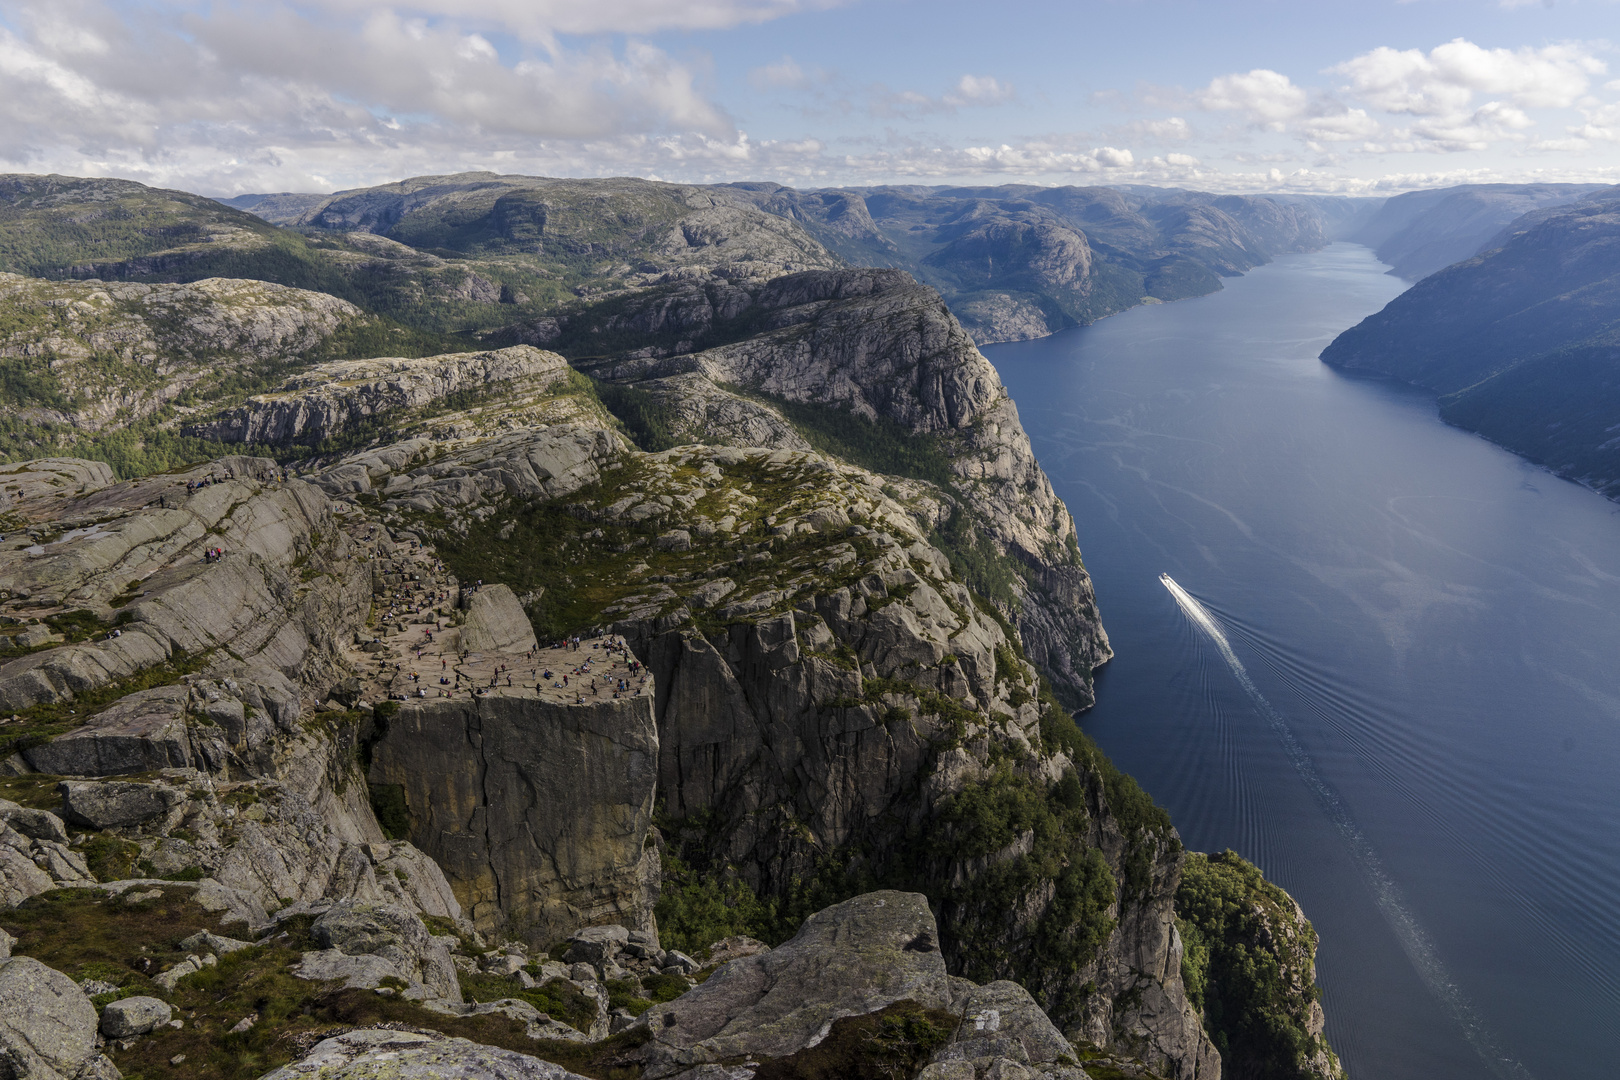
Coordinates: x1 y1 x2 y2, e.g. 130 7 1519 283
867 74 1016 117
1300 108 1381 143
312 0 845 43
0 0 740 186
1572 100 1620 143
1197 68 1383 146
1131 116 1193 141
1199 69 1308 129
2 4 1617 200
749 55 811 89
1333 39 1604 116
945 75 1015 107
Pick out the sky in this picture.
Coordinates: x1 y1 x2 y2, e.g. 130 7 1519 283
2 0 1619 197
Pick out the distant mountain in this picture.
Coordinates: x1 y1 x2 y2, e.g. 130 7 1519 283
5 172 839 337
224 177 1371 345
1347 183 1606 281
1322 190 1620 498
724 183 1375 342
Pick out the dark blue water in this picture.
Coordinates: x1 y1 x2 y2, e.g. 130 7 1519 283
986 244 1620 1080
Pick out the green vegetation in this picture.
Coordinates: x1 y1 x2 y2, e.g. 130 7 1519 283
1176 851 1339 1080
930 506 1024 614
601 974 685 1019
0 772 63 809
751 1000 958 1080
80 833 143 881
738 389 955 488
366 782 412 841
0 649 215 760
589 377 681 452
0 887 652 1080
654 853 770 955
930 765 1118 1020
429 453 891 642
457 971 599 1033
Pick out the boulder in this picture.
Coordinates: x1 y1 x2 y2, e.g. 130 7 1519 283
259 1028 590 1080
153 956 208 993
177 931 252 955
932 981 1074 1070
99 997 172 1038
0 956 101 1080
0 840 55 908
0 800 69 845
459 584 538 655
59 781 182 831
0 927 12 959
32 841 94 885
637 891 952 1078
295 901 461 1002
563 925 629 965
655 530 692 552
23 687 193 777
423 999 589 1043
703 936 768 966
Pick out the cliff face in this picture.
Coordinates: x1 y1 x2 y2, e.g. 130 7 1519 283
187 345 588 448
571 268 1110 707
340 429 1208 1077
368 694 660 945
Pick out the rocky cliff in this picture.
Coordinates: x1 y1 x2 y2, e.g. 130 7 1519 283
0 170 1341 1080
0 273 391 467
186 345 593 449
554 268 1110 707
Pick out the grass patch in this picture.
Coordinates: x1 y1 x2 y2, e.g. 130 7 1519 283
604 978 654 1017
366 782 412 841
457 971 599 1033
428 455 882 642
653 852 787 957
751 1000 958 1080
590 377 681 453
0 886 651 1080
0 772 64 809
0 649 215 760
81 833 142 881
730 387 955 488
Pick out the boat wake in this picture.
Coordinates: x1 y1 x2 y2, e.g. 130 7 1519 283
1158 572 1534 1080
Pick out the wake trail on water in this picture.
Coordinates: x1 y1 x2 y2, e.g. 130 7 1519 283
1158 572 1535 1080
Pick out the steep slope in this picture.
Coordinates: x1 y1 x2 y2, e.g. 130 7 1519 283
1322 192 1620 497
557 267 1111 707
1347 182 1606 281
